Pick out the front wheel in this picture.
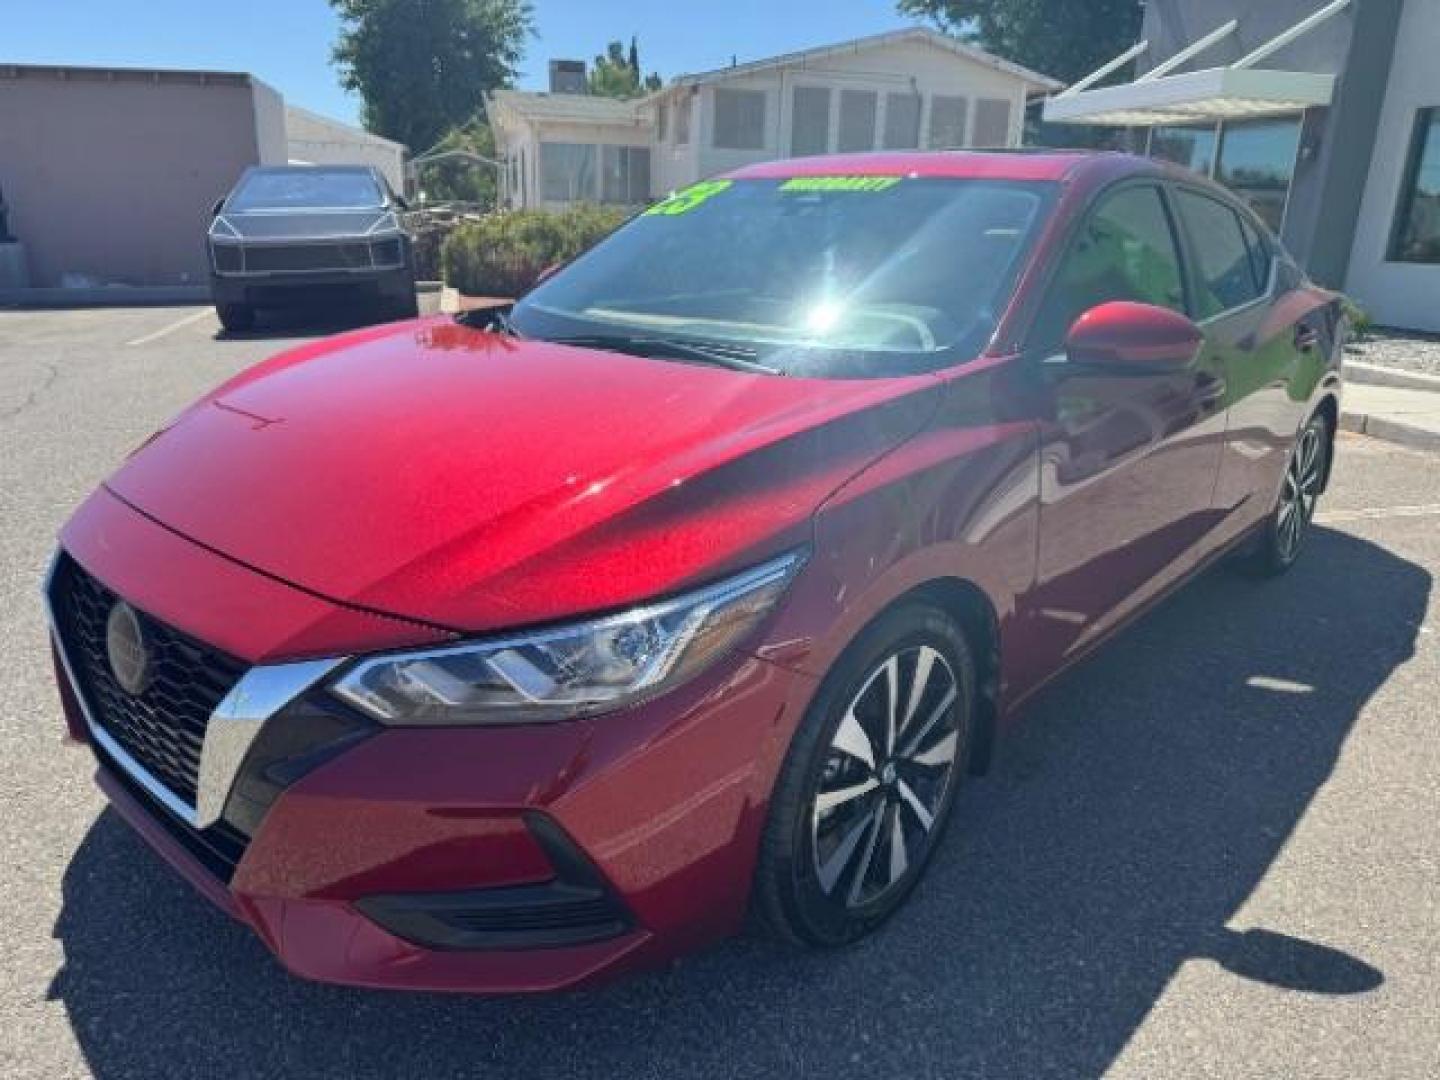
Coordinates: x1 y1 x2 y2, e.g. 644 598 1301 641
752 603 974 946
216 303 255 333
1246 412 1330 576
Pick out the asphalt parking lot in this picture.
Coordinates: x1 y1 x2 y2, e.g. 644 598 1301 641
1 304 1437 1079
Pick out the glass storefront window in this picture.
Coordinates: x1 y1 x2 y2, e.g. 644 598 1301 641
1214 118 1301 233
1151 125 1218 177
1388 107 1440 264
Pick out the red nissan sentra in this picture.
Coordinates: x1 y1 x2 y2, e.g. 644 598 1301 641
46 152 1343 992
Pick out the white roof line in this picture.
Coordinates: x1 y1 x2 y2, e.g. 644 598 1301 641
641 26 1063 104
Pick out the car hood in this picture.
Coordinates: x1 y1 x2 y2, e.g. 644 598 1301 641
106 318 939 633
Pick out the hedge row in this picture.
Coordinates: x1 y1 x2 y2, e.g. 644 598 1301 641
440 204 630 298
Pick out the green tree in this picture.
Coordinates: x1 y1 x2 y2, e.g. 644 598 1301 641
330 0 534 151
587 37 663 99
897 0 1143 86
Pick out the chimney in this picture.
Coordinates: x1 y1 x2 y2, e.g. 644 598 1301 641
548 60 587 94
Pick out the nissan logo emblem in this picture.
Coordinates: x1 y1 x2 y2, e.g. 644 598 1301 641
105 601 151 696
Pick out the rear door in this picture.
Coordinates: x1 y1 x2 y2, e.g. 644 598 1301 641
1167 186 1320 550
1016 181 1228 690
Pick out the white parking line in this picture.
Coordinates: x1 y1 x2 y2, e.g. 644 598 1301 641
124 308 214 347
1317 503 1440 523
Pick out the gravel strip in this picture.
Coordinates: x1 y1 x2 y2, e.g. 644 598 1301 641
1345 330 1440 376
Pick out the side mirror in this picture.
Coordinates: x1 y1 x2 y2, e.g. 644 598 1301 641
210 198 225 218
1064 301 1202 373
393 194 411 211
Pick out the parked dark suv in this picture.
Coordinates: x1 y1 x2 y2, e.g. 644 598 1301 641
207 165 418 331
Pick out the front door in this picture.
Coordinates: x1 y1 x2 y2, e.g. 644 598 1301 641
1014 182 1227 693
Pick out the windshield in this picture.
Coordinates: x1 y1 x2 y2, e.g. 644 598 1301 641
228 169 385 211
512 177 1054 377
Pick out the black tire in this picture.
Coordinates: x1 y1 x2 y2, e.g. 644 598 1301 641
391 288 420 320
216 303 255 333
752 602 975 947
1244 410 1331 577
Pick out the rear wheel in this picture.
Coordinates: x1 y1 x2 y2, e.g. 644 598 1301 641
753 603 974 946
1246 412 1330 576
216 303 255 333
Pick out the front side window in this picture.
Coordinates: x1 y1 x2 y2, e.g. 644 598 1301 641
228 168 383 211
1173 189 1266 317
513 177 1056 377
1388 107 1440 263
713 89 766 150
1214 118 1300 232
1032 185 1186 350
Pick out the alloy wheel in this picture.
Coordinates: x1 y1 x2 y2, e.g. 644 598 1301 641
1277 422 1325 562
809 645 961 909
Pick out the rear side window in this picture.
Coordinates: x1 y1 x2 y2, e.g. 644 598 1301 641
1032 184 1186 350
1174 190 1266 316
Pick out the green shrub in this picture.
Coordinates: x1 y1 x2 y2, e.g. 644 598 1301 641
441 205 630 297
1341 296 1373 342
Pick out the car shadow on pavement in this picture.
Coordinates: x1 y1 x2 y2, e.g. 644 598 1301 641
51 527 1423 1079
213 301 409 341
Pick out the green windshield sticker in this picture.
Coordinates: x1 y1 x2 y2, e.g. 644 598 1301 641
644 179 734 216
780 176 902 193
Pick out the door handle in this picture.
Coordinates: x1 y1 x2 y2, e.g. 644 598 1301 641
1294 325 1319 352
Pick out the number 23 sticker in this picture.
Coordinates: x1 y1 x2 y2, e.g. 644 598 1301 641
644 180 733 216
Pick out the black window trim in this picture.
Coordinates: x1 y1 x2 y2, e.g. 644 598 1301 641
1386 105 1440 265
1166 181 1279 325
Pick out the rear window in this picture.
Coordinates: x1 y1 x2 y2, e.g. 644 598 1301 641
1173 189 1267 316
229 170 384 211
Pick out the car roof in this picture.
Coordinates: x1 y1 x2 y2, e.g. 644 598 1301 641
724 150 1134 184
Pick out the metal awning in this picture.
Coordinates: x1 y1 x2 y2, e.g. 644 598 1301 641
1042 0 1349 128
1043 66 1334 127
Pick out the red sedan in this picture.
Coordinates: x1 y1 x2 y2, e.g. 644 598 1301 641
46 151 1343 992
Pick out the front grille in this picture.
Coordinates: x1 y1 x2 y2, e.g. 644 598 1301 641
50 554 247 808
212 239 403 276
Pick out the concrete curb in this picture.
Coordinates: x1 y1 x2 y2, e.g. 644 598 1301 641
1343 359 1440 393
1341 409 1440 454
0 286 210 307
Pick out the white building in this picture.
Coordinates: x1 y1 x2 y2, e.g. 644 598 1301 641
285 104 407 192
487 28 1063 211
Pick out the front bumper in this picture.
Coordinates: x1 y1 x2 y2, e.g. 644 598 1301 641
50 491 807 993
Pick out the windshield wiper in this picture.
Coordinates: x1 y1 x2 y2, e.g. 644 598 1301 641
459 303 522 337
548 334 781 375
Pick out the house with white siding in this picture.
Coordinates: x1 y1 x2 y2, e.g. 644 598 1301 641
486 28 1063 212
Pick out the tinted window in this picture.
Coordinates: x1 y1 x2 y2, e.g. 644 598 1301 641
1215 118 1300 232
883 93 922 150
713 89 766 150
1032 185 1186 349
838 90 878 152
929 95 967 149
1237 213 1273 295
1174 190 1265 316
1388 107 1440 263
1151 125 1217 177
514 178 1055 377
229 169 383 210
791 87 831 156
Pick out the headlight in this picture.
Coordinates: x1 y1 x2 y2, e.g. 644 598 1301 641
330 552 805 725
366 212 402 235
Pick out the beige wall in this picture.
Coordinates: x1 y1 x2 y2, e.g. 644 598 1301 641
0 67 266 287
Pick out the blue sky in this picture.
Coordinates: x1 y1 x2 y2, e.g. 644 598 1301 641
4 0 926 125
